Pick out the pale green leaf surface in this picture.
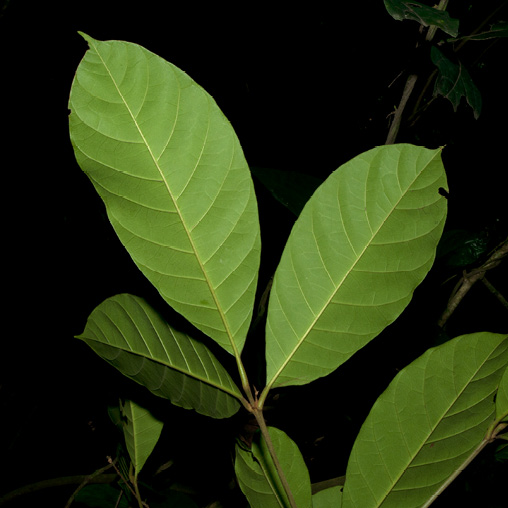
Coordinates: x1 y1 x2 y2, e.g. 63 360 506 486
497 366 508 422
120 399 163 478
77 293 242 418
342 332 508 508
383 0 459 37
69 34 260 356
431 47 482 119
265 144 447 391
235 427 312 508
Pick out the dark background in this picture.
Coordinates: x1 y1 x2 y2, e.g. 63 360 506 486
1 0 507 506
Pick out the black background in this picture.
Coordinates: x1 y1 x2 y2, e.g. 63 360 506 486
1 0 507 506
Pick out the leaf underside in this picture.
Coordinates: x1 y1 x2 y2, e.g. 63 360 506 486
69 33 261 356
342 332 508 508
265 144 448 390
78 294 242 418
120 399 164 478
235 427 312 508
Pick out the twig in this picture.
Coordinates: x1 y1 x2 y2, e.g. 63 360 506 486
385 74 418 145
64 461 117 508
438 239 508 328
481 277 508 311
0 472 117 507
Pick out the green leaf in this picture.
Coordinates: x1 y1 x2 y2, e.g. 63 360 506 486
497 366 508 422
235 427 312 508
264 144 447 392
77 293 243 418
120 399 164 478
251 166 323 216
431 47 482 119
312 485 342 508
342 332 508 508
383 0 459 37
69 33 261 356
75 484 129 508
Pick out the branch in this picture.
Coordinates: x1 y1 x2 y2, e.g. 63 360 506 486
438 239 508 328
385 74 418 145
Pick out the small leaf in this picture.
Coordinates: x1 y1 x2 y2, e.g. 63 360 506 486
431 46 482 119
436 229 490 267
77 293 243 418
235 427 312 508
497 366 508 422
312 485 343 508
251 166 323 216
265 144 447 392
75 484 129 508
342 332 508 508
69 33 261 357
120 399 164 478
384 0 459 37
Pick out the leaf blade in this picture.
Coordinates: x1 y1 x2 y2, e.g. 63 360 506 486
235 427 312 508
77 293 243 418
383 0 459 37
120 399 164 478
69 34 261 356
341 332 508 508
265 144 448 391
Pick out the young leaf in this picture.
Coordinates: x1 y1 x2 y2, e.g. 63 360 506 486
77 293 243 418
431 47 482 119
264 144 447 393
68 34 261 357
383 0 459 37
342 332 508 508
120 399 163 479
235 427 312 508
251 166 323 216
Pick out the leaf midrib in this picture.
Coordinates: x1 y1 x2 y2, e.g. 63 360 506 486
89 39 239 357
267 153 439 390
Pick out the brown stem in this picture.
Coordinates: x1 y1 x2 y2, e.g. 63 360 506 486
438 239 508 328
385 74 418 145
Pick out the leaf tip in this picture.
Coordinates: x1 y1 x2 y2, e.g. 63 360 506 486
77 31 95 46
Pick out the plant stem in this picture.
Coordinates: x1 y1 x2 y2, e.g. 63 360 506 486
438 239 508 328
385 73 418 145
253 408 298 508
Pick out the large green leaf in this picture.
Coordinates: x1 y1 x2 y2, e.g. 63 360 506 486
342 332 508 508
120 399 164 478
264 144 447 393
77 294 243 418
69 34 261 356
235 427 312 508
